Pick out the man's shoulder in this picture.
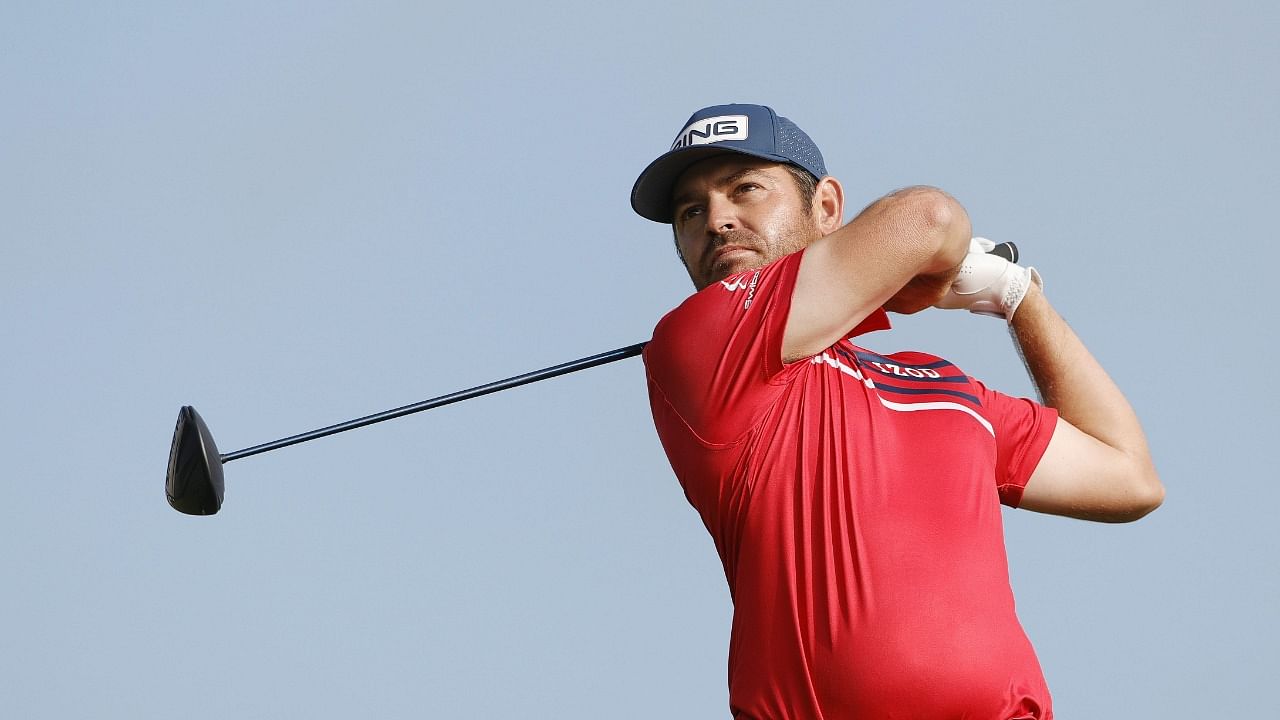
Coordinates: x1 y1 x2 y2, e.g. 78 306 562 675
847 345 974 384
650 252 804 353
852 346 958 367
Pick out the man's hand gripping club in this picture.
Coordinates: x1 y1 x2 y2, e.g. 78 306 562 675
935 238 1043 319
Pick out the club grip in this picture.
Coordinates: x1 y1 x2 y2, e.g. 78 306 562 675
988 241 1018 263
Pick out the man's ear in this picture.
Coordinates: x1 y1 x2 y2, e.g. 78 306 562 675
813 176 844 235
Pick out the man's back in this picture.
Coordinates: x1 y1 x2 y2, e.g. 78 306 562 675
645 252 1055 719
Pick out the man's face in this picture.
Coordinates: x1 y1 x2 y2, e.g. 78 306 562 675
670 155 823 290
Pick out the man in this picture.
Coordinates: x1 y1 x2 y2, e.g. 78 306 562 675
632 104 1163 719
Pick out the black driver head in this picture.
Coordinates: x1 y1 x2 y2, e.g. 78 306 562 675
166 405 225 515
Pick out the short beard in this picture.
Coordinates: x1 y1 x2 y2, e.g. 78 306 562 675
701 228 764 281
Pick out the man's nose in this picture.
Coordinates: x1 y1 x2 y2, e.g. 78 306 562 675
704 196 736 236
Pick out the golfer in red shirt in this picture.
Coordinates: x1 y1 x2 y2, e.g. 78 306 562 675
634 104 1163 719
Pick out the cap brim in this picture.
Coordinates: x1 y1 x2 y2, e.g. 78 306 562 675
630 145 795 223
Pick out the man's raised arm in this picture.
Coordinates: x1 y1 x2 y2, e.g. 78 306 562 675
1011 286 1164 521
784 186 971 362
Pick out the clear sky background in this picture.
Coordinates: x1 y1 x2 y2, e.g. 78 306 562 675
3 2 1276 717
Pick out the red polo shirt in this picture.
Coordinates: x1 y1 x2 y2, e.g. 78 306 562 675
644 250 1057 719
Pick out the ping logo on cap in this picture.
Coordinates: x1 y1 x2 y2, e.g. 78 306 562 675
671 114 748 150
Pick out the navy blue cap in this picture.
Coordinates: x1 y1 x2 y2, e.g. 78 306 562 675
630 103 827 223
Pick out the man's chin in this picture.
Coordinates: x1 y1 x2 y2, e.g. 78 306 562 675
706 253 765 285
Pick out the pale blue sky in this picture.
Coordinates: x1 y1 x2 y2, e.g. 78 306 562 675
3 2 1277 717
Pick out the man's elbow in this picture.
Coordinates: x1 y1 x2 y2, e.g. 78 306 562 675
1111 464 1165 522
895 186 970 271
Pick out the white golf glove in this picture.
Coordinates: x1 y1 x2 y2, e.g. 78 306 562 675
935 237 1043 320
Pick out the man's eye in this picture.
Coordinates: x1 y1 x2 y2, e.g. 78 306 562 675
736 183 761 195
679 205 704 222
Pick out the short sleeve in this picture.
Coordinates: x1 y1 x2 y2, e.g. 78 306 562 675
971 379 1059 507
643 252 803 445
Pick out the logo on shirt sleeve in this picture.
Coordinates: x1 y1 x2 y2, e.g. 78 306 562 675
720 269 762 309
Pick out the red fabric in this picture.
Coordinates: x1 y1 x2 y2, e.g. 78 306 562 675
644 250 1058 720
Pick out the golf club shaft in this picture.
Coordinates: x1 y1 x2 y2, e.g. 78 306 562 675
220 342 648 463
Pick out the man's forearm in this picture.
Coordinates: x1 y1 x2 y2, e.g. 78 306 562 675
1010 286 1163 507
876 188 971 315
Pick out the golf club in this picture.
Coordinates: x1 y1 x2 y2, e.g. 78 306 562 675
165 241 1020 517
165 342 647 515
